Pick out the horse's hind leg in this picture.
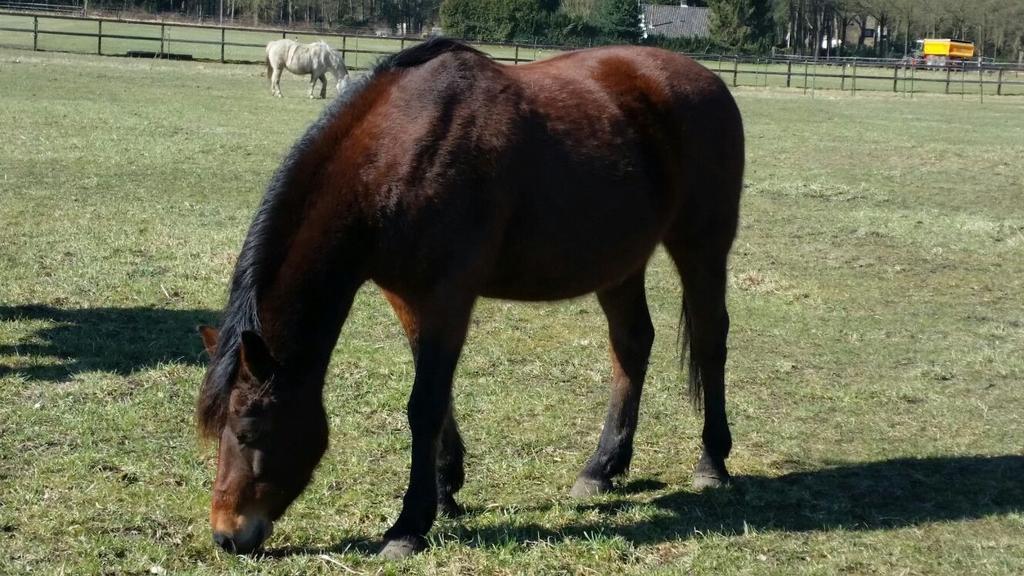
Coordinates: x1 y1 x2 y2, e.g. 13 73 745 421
382 290 467 518
665 219 737 489
571 270 654 497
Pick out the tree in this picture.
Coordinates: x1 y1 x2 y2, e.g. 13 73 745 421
439 0 553 41
593 0 641 42
708 0 774 51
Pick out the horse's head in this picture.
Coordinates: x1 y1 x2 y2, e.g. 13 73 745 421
325 46 349 93
198 326 329 554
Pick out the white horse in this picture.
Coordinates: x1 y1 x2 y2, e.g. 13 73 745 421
265 39 349 99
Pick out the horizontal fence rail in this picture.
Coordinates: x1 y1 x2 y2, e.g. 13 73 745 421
0 1 81 14
687 53 1024 99
0 9 559 68
2 10 1023 97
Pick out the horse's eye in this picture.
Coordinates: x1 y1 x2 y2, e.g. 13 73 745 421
234 417 267 446
235 428 260 446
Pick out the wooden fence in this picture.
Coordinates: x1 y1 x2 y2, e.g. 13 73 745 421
691 54 1024 98
0 10 551 68
2 10 1023 97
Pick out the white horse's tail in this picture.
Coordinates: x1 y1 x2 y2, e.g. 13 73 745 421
264 49 272 78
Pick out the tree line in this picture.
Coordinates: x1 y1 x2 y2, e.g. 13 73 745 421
74 0 1024 60
767 1 1024 60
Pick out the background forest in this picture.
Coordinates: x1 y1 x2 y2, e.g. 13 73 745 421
58 0 1024 60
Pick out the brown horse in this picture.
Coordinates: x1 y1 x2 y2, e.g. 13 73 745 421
196 38 744 559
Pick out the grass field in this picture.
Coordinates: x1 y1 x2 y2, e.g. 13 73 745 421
1 46 1023 575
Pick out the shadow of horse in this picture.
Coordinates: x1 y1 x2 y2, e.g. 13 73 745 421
445 455 1024 549
3 307 1020 557
269 455 1024 556
0 304 217 380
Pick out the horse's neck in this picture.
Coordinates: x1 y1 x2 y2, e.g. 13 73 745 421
330 56 346 78
256 218 363 375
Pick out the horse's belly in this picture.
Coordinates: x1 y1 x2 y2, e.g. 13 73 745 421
480 186 667 301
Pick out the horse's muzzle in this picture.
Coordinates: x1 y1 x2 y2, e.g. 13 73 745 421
212 518 272 554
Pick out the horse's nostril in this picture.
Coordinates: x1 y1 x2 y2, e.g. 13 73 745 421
213 532 236 553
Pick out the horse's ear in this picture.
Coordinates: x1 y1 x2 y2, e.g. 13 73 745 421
198 325 219 357
240 330 278 384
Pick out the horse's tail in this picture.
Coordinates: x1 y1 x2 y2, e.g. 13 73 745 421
264 51 271 78
680 296 702 410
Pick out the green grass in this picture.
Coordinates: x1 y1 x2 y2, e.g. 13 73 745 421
1 47 1024 575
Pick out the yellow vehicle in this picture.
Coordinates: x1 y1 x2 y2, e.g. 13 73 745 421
917 39 975 66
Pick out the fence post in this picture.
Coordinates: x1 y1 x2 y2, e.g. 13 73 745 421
786 60 791 88
997 68 1003 96
32 15 38 51
978 65 984 103
945 66 951 94
400 38 406 50
852 60 857 94
812 60 817 96
514 44 519 65
160 23 165 56
892 63 898 92
841 63 846 91
220 27 225 63
97 20 102 55
341 35 346 64
732 57 738 87
960 62 966 100
910 62 916 98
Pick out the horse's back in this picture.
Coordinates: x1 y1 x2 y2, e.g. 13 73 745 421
341 45 743 299
266 38 296 64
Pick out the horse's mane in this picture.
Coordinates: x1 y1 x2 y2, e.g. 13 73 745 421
196 38 485 438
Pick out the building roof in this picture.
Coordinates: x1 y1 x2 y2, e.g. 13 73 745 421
641 4 710 39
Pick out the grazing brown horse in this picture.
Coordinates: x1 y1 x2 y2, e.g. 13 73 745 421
196 38 744 559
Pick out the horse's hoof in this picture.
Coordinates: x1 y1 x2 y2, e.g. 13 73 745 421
692 454 731 490
692 472 729 490
438 495 464 518
379 535 426 560
570 475 612 498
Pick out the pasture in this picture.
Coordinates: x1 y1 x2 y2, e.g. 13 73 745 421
1 47 1023 574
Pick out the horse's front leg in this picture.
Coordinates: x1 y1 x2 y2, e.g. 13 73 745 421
383 289 468 519
271 67 283 97
308 73 317 99
380 295 474 560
